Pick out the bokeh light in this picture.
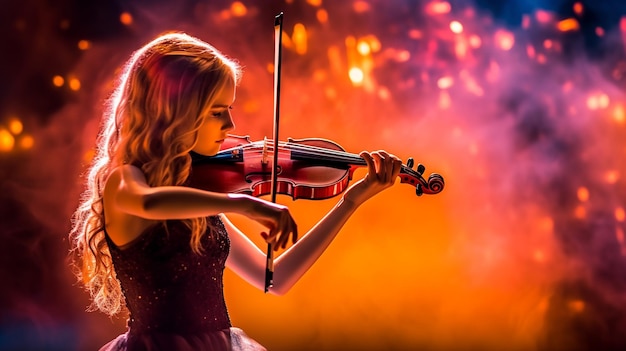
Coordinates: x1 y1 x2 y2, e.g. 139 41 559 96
0 128 15 152
78 40 91 50
19 134 34 150
348 67 364 85
69 77 81 91
450 20 464 34
8 118 23 135
120 12 133 26
231 1 247 17
52 75 64 87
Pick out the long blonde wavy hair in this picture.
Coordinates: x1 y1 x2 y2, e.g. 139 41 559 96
69 32 241 316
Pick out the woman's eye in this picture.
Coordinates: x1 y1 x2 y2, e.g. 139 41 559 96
211 106 233 118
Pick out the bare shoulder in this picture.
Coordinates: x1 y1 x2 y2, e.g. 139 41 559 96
103 164 155 247
104 164 148 192
103 164 152 205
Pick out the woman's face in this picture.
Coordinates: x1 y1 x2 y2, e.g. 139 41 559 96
191 79 236 156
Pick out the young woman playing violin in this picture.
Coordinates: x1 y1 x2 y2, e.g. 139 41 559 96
69 32 402 351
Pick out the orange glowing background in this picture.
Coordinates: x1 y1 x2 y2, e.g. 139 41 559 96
1 0 626 350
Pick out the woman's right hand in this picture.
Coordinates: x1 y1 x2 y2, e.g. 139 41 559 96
237 195 298 250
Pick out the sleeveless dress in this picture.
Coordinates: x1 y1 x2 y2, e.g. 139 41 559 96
100 216 266 351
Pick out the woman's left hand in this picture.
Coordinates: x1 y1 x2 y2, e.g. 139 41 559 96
343 150 402 206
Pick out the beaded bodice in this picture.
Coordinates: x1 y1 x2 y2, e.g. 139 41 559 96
105 216 231 334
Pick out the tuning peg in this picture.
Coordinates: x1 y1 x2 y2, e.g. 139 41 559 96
416 184 423 196
417 163 425 175
406 157 414 169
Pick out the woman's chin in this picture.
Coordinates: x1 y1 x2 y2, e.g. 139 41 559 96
191 147 219 157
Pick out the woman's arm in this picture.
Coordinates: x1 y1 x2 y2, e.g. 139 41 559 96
225 151 402 295
107 165 247 218
105 164 297 246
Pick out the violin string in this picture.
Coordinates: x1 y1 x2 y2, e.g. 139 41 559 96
218 141 418 177
242 141 366 164
222 142 340 161
283 145 365 163
272 145 362 165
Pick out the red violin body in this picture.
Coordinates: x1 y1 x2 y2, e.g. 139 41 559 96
189 135 444 200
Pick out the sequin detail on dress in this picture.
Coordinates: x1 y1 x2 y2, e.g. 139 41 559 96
100 216 265 351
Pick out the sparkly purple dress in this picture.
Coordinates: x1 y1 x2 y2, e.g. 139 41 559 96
100 216 266 351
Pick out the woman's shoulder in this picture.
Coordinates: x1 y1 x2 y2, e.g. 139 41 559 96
103 164 152 201
103 164 157 247
105 164 146 187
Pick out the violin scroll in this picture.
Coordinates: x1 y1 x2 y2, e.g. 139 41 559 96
401 157 445 196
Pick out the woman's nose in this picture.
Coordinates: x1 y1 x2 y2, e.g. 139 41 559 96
222 110 235 131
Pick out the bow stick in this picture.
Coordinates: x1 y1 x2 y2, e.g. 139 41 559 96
265 12 284 293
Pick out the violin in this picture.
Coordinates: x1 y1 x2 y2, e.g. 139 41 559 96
189 134 445 199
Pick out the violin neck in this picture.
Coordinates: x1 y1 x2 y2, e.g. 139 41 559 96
290 148 414 176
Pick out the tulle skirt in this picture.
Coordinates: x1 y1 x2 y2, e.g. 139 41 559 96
98 327 267 351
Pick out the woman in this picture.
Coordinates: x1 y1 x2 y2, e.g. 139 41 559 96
69 32 402 351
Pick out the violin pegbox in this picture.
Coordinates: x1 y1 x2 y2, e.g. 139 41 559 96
399 157 445 196
405 157 425 175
